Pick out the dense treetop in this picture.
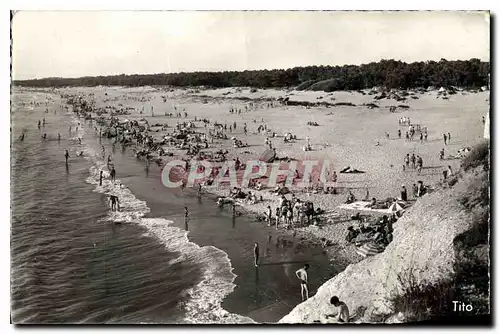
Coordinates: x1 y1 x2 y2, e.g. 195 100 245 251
13 58 489 92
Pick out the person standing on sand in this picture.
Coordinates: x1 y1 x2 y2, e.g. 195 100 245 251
412 183 418 198
410 154 416 169
326 296 350 323
443 133 447 145
110 167 116 182
266 206 272 226
398 129 401 139
447 132 451 143
99 170 103 186
254 242 260 267
275 207 281 229
295 264 310 301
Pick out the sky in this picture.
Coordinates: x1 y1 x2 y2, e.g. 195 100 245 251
11 11 490 80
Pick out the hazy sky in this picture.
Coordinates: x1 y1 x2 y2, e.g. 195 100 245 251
12 11 490 80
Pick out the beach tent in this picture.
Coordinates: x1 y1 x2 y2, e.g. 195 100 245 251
356 242 385 257
387 202 404 213
259 149 276 163
438 87 446 92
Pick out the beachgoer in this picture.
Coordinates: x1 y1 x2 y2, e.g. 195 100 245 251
404 154 410 168
19 133 25 141
326 296 350 323
295 264 310 301
99 170 103 186
58 133 61 141
110 167 116 182
398 129 401 139
275 207 281 229
447 165 453 177
443 169 448 180
412 183 418 198
64 150 70 164
254 242 260 267
266 206 272 226
410 154 416 169
37 120 41 129
440 148 445 160
443 133 447 145
109 195 120 211
198 183 202 197
184 206 189 222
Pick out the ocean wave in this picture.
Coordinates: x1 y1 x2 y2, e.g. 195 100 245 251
75 114 255 324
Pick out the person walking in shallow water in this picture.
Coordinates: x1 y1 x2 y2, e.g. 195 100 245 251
184 206 189 228
109 195 120 211
254 242 260 267
64 150 70 164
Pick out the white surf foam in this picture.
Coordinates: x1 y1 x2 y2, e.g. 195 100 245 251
70 113 255 324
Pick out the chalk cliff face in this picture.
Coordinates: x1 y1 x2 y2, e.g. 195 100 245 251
279 167 486 324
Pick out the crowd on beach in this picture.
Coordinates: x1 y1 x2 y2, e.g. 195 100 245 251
16 88 483 324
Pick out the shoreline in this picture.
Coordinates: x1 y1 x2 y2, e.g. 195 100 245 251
67 99 343 323
20 84 487 323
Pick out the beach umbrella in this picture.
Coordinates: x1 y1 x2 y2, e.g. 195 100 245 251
259 149 276 163
387 202 404 213
356 242 385 257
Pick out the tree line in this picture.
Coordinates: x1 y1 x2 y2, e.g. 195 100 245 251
13 58 489 92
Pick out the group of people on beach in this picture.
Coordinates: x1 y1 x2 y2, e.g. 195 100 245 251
403 152 424 174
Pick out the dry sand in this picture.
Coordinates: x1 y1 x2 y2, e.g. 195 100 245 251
60 86 489 263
